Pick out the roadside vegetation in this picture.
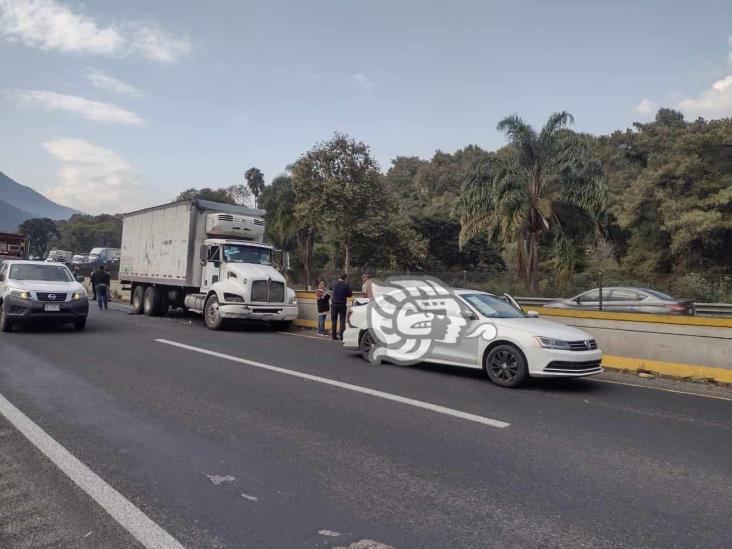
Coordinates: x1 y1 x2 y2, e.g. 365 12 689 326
16 108 732 300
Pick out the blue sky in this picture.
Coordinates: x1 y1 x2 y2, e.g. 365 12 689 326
1 0 731 214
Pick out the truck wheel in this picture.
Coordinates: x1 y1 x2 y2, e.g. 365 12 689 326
143 286 161 316
204 295 224 330
0 302 13 333
132 285 145 314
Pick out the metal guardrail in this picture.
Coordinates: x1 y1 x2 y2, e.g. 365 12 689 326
513 297 732 318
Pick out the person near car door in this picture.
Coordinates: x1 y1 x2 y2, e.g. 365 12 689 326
316 280 330 336
330 274 352 341
91 265 111 310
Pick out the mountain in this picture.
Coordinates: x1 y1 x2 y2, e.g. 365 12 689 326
0 171 77 221
0 200 36 232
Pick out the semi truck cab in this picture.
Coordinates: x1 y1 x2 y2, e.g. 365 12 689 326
194 238 297 327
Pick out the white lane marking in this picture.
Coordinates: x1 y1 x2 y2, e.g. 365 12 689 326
319 529 342 537
156 339 510 429
204 473 236 486
0 392 185 549
240 493 258 502
590 378 732 402
277 331 338 341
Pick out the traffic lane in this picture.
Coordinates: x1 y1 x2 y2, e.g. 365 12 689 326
2 310 732 547
0 415 141 549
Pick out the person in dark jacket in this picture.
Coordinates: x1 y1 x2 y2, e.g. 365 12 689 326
330 274 352 341
315 280 330 336
90 265 111 310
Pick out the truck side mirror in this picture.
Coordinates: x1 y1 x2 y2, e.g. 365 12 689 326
199 244 207 266
0 273 4 282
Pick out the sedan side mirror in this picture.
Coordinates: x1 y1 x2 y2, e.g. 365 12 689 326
76 276 85 283
526 310 539 318
461 310 478 321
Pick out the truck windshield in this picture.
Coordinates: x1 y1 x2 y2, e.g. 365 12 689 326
222 245 272 265
10 264 73 282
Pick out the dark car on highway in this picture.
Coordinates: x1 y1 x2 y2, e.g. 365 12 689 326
544 287 695 316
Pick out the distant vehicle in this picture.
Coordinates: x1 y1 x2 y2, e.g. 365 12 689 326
46 250 73 264
344 288 603 388
88 247 121 263
0 260 89 332
544 287 695 316
0 232 29 260
119 199 297 330
72 254 89 265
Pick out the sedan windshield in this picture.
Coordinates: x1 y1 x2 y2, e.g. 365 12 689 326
461 293 526 318
10 263 72 282
222 244 272 265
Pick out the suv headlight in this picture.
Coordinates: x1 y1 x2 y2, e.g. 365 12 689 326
534 336 571 350
71 291 87 300
288 295 297 304
10 289 31 300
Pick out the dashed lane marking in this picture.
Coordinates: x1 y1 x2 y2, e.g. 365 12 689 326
0 392 185 549
155 339 510 429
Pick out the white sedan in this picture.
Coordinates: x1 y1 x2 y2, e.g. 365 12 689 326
343 289 603 388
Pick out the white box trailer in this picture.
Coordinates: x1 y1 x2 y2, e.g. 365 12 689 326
120 199 297 329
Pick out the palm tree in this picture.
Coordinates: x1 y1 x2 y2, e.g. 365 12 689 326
458 112 606 293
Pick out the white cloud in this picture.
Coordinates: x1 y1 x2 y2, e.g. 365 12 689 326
352 73 373 92
634 99 658 115
85 69 141 96
0 0 190 63
43 138 143 213
677 74 732 119
129 23 191 64
14 89 144 125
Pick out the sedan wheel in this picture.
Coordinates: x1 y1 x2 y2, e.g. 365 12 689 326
484 344 528 388
359 330 381 364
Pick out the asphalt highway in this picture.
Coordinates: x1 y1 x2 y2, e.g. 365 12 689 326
1 305 731 548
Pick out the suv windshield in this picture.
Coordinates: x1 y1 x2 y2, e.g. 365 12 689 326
222 244 272 265
461 293 526 318
10 263 73 282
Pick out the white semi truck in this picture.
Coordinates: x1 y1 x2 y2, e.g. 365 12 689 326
119 199 298 330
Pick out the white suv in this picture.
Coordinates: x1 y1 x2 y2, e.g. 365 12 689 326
0 260 89 332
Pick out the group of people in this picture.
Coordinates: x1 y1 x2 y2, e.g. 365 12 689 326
315 273 374 340
72 265 112 310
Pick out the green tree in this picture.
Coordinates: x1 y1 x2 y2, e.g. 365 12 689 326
18 218 59 258
458 112 607 292
245 167 266 207
54 214 123 253
292 133 384 274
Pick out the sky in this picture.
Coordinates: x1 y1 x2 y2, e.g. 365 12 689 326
1 0 731 214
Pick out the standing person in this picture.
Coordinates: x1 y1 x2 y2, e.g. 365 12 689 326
330 274 352 341
361 272 374 299
91 265 111 310
316 280 330 336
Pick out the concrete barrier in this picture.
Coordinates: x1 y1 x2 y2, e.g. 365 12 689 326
295 291 732 383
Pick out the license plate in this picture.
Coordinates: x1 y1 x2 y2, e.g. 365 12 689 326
44 304 61 312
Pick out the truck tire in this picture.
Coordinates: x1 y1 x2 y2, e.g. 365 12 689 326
204 295 224 330
0 302 13 333
132 285 145 314
143 286 161 316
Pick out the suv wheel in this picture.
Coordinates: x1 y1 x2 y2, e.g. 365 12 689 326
0 302 13 333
